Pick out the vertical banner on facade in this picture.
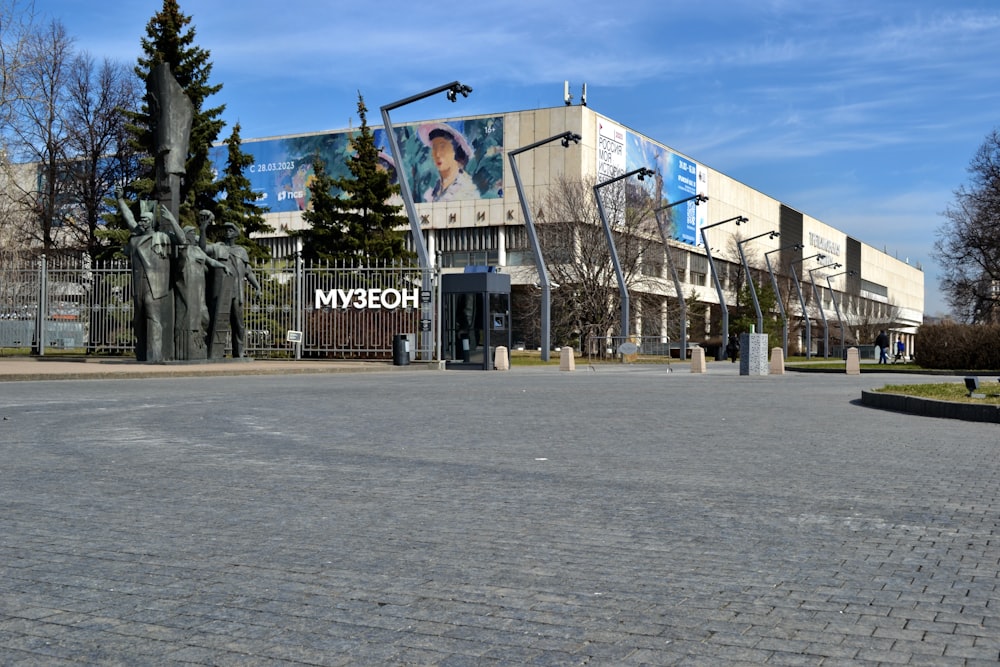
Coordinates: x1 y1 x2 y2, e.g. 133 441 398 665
623 130 707 246
596 121 628 227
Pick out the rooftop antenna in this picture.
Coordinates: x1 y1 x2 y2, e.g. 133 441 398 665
581 83 587 106
564 80 572 106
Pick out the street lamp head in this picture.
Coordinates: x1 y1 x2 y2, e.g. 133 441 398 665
446 83 473 102
768 231 780 239
637 167 655 181
695 194 709 205
735 216 748 225
816 253 826 261
561 132 582 148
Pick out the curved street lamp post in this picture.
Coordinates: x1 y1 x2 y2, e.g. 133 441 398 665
826 270 856 358
736 230 780 336
653 195 708 360
508 131 582 361
380 81 472 362
593 167 655 343
764 243 803 359
809 262 842 358
700 216 747 360
789 253 826 359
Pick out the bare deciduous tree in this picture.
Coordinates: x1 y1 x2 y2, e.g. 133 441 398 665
934 128 1000 322
524 174 662 354
0 0 38 131
1 11 140 261
845 296 902 348
4 19 74 256
63 54 141 260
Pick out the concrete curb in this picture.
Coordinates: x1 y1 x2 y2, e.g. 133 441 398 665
861 388 1000 423
0 357 438 382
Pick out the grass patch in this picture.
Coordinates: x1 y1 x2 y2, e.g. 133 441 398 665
876 381 1000 404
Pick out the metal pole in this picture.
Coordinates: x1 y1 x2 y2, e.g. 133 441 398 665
736 230 779 335
789 253 825 359
826 270 854 358
764 243 802 359
380 81 471 362
508 132 581 362
809 262 840 359
653 195 707 361
593 167 654 341
435 259 443 366
36 254 47 356
294 238 303 360
700 216 747 360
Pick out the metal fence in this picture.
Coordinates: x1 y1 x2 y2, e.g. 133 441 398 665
1 256 428 360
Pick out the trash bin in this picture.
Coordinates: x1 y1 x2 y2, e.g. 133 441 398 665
392 334 410 366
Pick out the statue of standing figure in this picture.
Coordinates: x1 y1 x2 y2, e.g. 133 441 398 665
205 217 262 359
173 213 230 360
116 186 182 363
118 61 262 363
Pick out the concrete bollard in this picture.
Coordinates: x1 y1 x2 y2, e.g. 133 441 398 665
846 347 861 375
559 346 575 371
769 347 785 375
690 347 707 373
494 346 509 371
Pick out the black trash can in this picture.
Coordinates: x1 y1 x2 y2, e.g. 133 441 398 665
392 334 409 366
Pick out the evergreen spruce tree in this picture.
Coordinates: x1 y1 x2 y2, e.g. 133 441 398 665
127 0 224 221
214 122 272 261
296 155 347 264
295 93 412 265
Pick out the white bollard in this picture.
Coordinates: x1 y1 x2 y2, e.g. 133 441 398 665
769 347 785 375
846 347 861 375
494 346 509 371
690 347 707 373
560 346 576 371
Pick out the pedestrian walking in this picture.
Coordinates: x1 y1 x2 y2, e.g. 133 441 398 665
875 330 889 364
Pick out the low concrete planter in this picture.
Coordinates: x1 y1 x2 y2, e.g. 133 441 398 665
861 389 1000 423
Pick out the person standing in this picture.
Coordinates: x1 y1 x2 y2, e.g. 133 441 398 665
875 329 890 364
726 333 740 363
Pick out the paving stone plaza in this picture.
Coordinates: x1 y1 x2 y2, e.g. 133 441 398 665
1 363 998 665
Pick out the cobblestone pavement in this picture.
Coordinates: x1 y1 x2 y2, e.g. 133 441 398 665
1 365 997 665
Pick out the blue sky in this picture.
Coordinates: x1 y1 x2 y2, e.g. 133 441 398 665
36 0 1000 316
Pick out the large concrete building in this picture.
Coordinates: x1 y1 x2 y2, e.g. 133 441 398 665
217 103 924 358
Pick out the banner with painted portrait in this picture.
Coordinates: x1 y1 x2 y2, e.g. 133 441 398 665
208 116 504 214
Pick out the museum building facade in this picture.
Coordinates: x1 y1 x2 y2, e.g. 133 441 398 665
214 104 924 358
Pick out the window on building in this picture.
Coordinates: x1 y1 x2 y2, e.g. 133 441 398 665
689 253 708 287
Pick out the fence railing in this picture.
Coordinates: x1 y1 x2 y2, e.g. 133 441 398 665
1 256 428 360
588 335 702 364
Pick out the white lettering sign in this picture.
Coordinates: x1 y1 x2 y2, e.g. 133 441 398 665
314 288 420 310
808 232 841 257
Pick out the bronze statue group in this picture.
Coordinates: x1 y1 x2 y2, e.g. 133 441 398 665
117 187 261 363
